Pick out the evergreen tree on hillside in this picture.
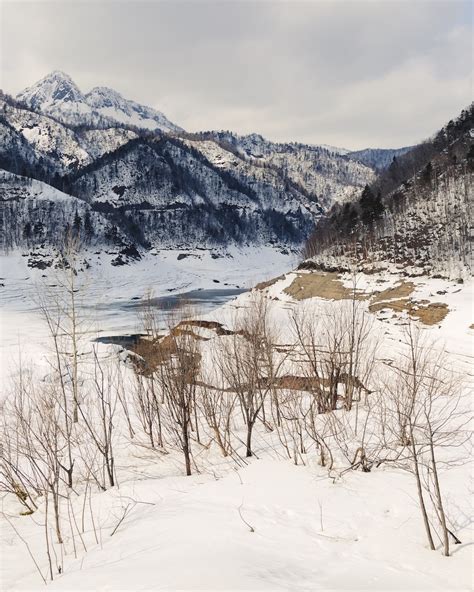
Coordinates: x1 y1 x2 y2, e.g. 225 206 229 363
73 211 82 234
359 185 384 225
84 211 94 241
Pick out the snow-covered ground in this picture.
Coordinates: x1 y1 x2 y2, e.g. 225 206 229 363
4 459 471 591
0 255 472 591
0 246 298 390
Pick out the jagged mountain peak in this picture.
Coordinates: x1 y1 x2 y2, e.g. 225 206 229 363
16 71 181 132
41 70 74 83
37 70 75 85
85 86 125 106
17 70 85 109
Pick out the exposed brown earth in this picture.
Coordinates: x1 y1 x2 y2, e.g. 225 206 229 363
283 272 368 301
369 299 449 325
130 327 204 376
370 281 416 303
410 302 449 325
283 273 448 326
255 274 286 291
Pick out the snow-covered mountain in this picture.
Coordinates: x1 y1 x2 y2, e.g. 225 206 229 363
184 131 374 208
347 146 413 171
16 70 86 115
1 79 378 253
304 104 474 277
3 70 432 260
84 86 181 132
1 95 139 172
16 71 181 132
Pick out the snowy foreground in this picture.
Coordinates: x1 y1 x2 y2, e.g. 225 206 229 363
4 460 471 591
0 253 473 591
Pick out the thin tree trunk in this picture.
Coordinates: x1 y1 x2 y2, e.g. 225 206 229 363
429 438 449 556
182 419 192 476
246 421 254 458
410 425 435 551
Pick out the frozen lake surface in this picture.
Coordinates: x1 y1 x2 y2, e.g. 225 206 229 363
94 287 246 344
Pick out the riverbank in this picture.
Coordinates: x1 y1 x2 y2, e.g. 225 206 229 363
0 245 297 390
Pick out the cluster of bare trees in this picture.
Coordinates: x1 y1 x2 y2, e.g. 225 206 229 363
0 238 121 581
129 290 468 553
0 258 469 583
381 326 469 557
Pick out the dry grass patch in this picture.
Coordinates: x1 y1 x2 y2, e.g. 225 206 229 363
284 272 368 301
371 281 416 304
369 299 448 325
369 298 411 315
411 302 449 325
255 274 286 291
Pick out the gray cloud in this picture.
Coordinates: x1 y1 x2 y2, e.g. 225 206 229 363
1 0 472 149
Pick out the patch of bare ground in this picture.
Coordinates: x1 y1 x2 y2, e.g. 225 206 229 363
130 324 207 375
411 302 449 325
369 299 449 325
370 281 416 303
255 274 286 291
268 374 371 394
177 319 234 336
283 272 368 301
283 274 448 325
129 319 247 375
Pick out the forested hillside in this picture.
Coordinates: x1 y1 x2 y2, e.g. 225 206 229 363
304 104 474 277
0 73 381 253
5 70 465 264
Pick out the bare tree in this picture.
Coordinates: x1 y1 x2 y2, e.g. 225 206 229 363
132 372 164 449
384 325 469 555
78 348 119 489
4 372 67 544
156 315 201 476
35 232 88 489
198 363 236 458
219 294 277 458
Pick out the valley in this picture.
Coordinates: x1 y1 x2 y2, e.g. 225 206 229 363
1 60 472 592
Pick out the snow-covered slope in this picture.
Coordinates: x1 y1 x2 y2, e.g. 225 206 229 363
0 170 114 248
304 104 474 277
348 146 413 170
1 264 472 591
84 86 181 133
17 71 181 132
1 97 90 171
0 95 138 174
188 131 375 208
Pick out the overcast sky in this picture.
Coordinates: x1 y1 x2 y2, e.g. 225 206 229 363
1 0 472 149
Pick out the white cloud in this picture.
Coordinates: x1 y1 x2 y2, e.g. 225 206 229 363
1 0 472 148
